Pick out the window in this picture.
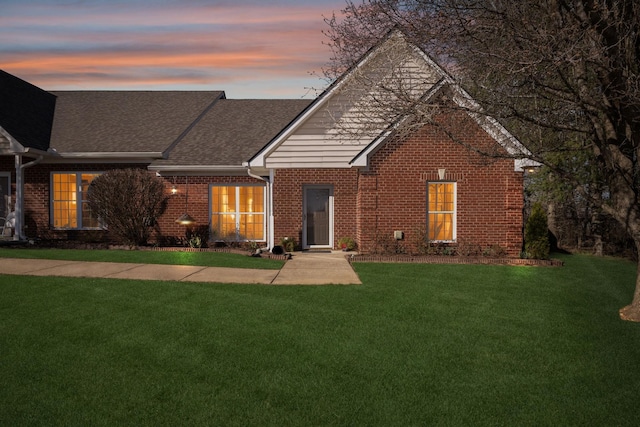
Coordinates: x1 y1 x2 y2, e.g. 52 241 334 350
211 185 265 241
51 173 101 229
427 182 456 241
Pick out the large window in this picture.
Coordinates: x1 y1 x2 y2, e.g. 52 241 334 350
211 185 265 241
427 182 456 241
51 173 101 229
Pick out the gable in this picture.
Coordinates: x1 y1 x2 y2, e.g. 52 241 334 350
249 30 532 172
250 31 442 169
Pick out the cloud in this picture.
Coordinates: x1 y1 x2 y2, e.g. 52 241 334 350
0 0 345 97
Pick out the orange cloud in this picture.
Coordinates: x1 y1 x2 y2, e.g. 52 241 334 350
0 1 345 97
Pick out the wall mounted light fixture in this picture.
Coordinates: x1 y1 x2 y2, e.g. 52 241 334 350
175 176 196 226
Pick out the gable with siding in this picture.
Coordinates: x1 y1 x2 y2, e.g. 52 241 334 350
252 31 442 169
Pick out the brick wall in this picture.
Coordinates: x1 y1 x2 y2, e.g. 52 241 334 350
358 110 524 256
12 161 264 244
272 110 524 256
21 163 149 240
273 168 359 248
157 175 263 242
4 105 523 254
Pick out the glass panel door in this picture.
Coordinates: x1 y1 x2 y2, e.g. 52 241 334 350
304 187 331 246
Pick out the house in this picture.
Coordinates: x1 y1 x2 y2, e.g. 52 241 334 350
0 31 531 256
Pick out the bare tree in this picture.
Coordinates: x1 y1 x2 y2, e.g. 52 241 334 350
323 0 640 321
87 169 166 246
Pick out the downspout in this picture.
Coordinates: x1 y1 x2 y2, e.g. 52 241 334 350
247 168 274 250
268 169 275 250
15 154 44 240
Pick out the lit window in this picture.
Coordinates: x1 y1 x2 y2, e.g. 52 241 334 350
51 173 101 229
211 185 265 241
427 182 456 241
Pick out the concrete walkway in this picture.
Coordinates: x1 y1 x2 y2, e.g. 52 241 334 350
0 251 361 285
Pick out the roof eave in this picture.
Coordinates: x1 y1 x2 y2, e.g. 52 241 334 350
0 127 58 158
55 151 163 158
148 164 249 175
38 151 163 164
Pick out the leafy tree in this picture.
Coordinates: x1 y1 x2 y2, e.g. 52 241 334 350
323 1 640 321
87 169 166 246
525 203 550 260
526 162 633 256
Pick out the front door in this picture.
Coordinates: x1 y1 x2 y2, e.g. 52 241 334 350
303 186 333 249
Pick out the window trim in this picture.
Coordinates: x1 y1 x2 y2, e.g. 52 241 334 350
209 183 267 242
50 172 103 230
426 181 457 242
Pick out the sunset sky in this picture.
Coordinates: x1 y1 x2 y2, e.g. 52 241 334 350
1 0 347 98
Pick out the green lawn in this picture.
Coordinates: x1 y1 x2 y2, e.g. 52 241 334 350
0 247 284 269
1 254 639 426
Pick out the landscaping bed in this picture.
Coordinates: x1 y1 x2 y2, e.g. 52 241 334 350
130 245 290 261
15 238 290 261
348 253 563 266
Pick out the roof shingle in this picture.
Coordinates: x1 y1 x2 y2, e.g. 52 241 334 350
49 91 224 154
152 99 311 167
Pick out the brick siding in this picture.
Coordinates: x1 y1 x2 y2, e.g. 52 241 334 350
273 168 359 248
9 161 264 244
4 109 523 255
274 111 524 256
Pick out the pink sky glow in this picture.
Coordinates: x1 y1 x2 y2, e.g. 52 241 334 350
0 1 347 98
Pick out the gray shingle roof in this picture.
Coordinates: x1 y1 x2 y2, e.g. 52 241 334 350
0 70 56 151
49 91 224 154
2 69 310 168
151 99 311 167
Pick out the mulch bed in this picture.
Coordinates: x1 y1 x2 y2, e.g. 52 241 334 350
19 239 559 265
22 240 290 261
347 254 563 267
125 245 290 261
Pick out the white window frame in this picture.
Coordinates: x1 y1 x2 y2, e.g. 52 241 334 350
427 181 457 242
50 172 102 230
210 184 267 242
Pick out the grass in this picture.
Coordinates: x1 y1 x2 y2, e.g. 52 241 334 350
1 253 639 425
0 247 284 269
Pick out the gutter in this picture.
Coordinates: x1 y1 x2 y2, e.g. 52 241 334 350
53 152 163 159
23 147 54 157
149 165 248 174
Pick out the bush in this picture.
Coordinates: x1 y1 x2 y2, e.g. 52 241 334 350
280 236 298 252
338 236 357 251
186 225 210 248
525 203 550 259
87 169 166 246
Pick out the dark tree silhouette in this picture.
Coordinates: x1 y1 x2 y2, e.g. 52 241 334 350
324 1 640 320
